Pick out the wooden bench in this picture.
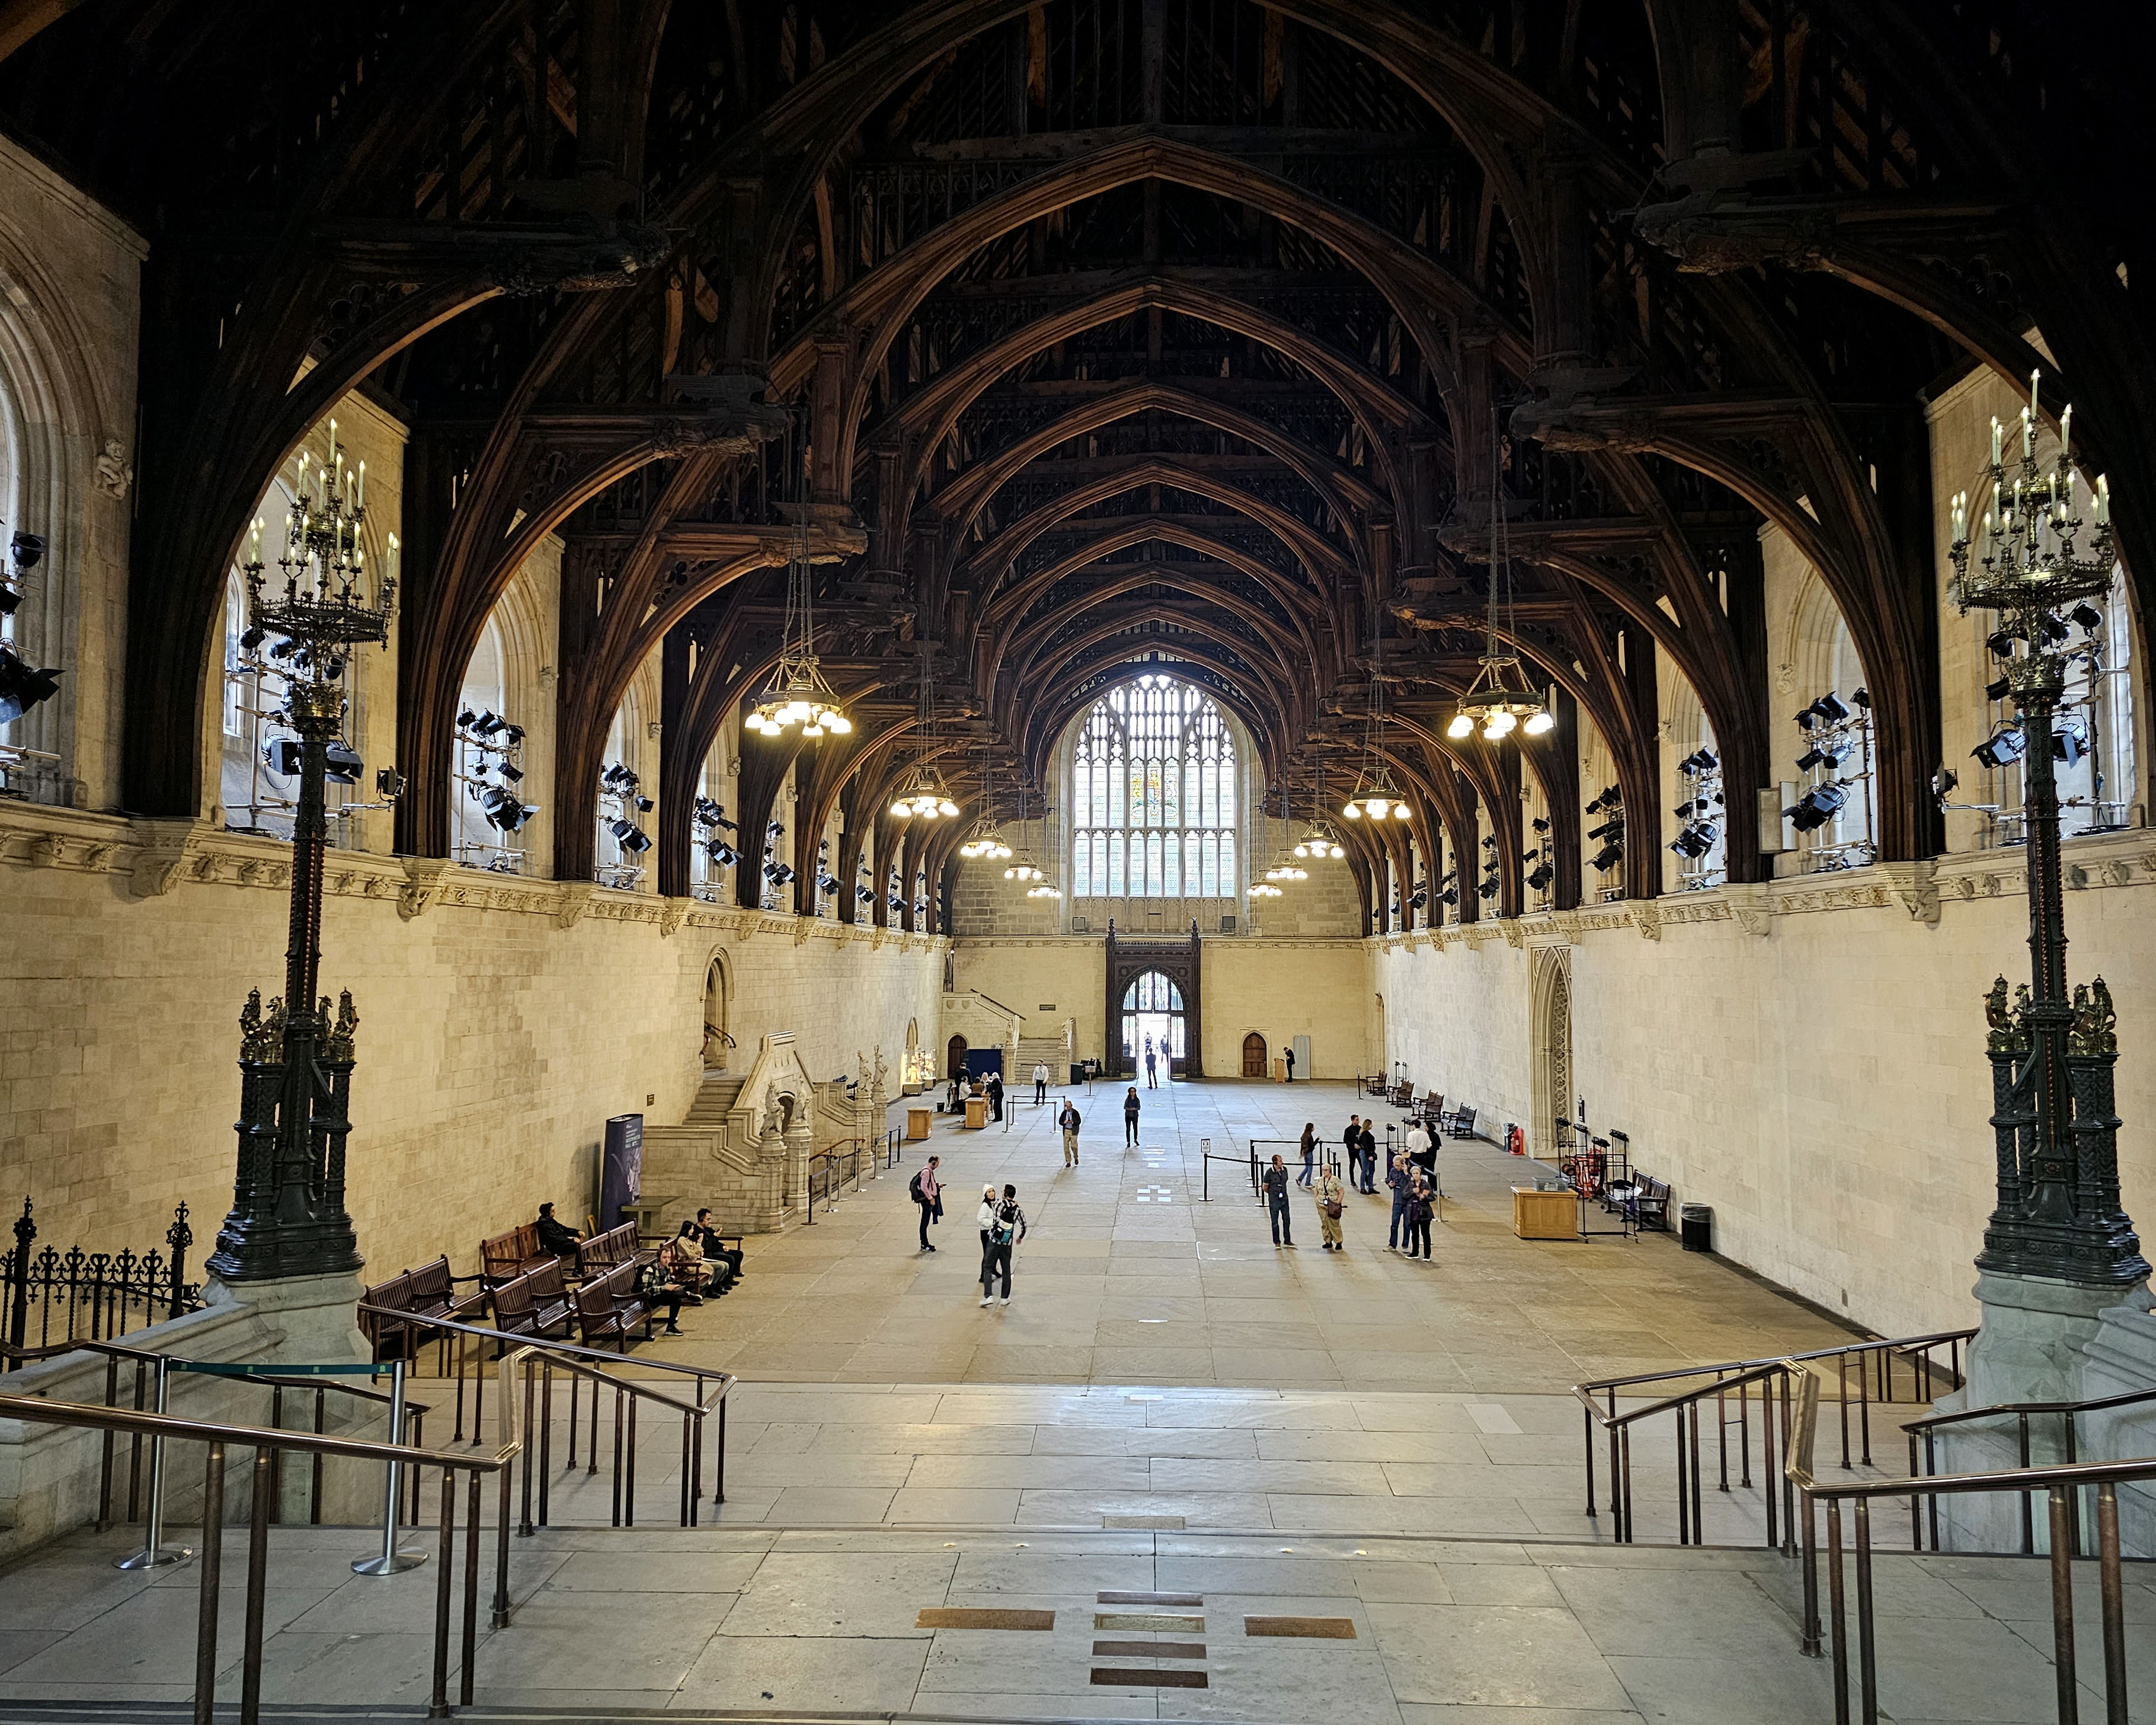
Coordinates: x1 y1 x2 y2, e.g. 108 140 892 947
491 1260 574 1340
575 1221 648 1280
571 1261 655 1352
480 1222 555 1287
360 1269 417 1362
360 1256 487 1362
1621 1175 1672 1232
1439 1103 1477 1141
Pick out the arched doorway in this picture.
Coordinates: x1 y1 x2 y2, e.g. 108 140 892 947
1530 948 1573 1160
946 1034 968 1081
1121 971 1186 1072
1242 1031 1267 1078
702 955 731 1069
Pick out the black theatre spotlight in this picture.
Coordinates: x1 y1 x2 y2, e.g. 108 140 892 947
1972 727 2027 769
1986 629 2021 660
1812 692 1850 725
621 827 654 855
707 841 737 867
0 646 60 722
2071 603 2105 635
2054 721 2089 768
261 736 303 776
495 761 524 784
2037 611 2070 646
1586 819 1620 842
1531 816 1552 835
634 794 654 812
375 768 407 799
1984 675 2012 702
501 724 524 746
1527 862 1554 891
1932 767 1959 800
1795 747 1826 772
10 531 44 570
817 873 843 896
469 710 505 737
855 884 875 903
608 817 636 841
1439 886 1458 906
238 624 266 652
1589 842 1624 872
322 741 364 784
1851 688 1870 711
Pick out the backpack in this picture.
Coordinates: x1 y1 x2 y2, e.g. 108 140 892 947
908 1170 925 1200
991 1203 1018 1245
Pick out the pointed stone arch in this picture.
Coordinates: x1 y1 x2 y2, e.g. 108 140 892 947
1530 945 1574 1162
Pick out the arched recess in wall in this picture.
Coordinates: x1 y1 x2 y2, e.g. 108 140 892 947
1658 659 1723 887
1780 565 1876 863
1529 945 1573 1160
0 196 126 806
450 553 556 875
1374 993 1386 1072
703 947 732 1069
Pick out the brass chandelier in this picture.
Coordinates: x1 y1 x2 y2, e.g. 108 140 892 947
747 516 850 740
889 645 959 820
1448 412 1552 743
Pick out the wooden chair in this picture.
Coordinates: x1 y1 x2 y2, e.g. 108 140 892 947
491 1261 574 1340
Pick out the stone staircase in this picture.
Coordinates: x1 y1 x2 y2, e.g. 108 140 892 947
683 1071 746 1127
1016 1034 1069 1075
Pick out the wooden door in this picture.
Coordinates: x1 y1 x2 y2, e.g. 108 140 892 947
946 1034 968 1079
1242 1032 1266 1078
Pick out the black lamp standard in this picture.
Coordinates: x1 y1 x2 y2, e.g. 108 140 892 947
207 429 396 1283
1947 379 2146 1288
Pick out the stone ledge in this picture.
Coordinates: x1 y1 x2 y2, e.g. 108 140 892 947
0 806 949 954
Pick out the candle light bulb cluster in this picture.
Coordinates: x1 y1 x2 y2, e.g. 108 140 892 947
241 420 398 686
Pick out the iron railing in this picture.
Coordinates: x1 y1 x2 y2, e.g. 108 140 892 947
361 1305 734 1526
1 1199 201 1364
804 1130 903 1220
1787 1363 2148 1725
1573 1328 1976 1545
0 1350 524 1725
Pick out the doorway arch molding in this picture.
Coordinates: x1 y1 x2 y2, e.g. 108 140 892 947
1103 925 1204 1080
1529 944 1574 1162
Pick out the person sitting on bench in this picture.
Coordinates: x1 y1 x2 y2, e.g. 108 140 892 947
689 1208 743 1286
642 1244 690 1335
535 1202 583 1258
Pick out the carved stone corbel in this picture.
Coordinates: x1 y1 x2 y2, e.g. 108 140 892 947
1879 859 1941 928
397 857 450 922
1633 899 1662 942
1499 918 1523 948
1550 909 1582 946
555 882 597 931
1724 883 1773 938
128 819 213 898
659 897 692 938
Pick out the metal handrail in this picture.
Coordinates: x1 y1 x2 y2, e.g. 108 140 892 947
1571 1328 1975 1548
1904 1382 2156 1435
0 1347 526 1725
1786 1364 2147 1725
357 1304 734 1526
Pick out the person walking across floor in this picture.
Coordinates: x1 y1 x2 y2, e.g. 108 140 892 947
1058 1097 1082 1167
1296 1121 1316 1187
1032 1060 1050 1106
1403 1172 1435 1260
975 1183 997 1286
980 1183 1028 1305
909 1154 942 1253
1144 1040 1159 1088
1314 1159 1346 1250
1357 1117 1380 1194
1122 1084 1141 1146
986 1069 1004 1123
1386 1150 1412 1250
1262 1153 1294 1247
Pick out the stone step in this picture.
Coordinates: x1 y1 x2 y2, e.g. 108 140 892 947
683 1075 747 1124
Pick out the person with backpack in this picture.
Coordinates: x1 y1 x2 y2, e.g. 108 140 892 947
909 1155 942 1253
1058 1098 1082 1167
1313 1158 1346 1250
1262 1153 1294 1247
1122 1085 1141 1147
980 1183 1028 1305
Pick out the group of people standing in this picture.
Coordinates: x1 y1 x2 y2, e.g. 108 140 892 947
1268 1115 1438 1257
910 1154 1029 1303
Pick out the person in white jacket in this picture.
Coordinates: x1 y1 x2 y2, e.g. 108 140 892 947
1032 1060 1050 1104
975 1186 997 1290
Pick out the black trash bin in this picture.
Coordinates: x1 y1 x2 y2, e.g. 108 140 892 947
1680 1202 1713 1254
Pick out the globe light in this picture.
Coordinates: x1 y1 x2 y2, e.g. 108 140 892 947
1523 710 1554 736
1447 713 1474 739
1342 800 1361 819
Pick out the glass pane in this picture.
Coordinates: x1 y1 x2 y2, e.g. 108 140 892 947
1221 832 1236 891
1183 830 1200 895
1107 831 1124 896
1163 827 1181 895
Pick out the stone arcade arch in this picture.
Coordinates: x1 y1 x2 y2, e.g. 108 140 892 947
1530 945 1574 1163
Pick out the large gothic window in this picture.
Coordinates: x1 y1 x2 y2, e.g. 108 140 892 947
1071 675 1238 898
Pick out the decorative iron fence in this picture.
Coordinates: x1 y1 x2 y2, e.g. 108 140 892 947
1 1199 202 1366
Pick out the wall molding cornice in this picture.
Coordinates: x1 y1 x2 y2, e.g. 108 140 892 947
1 808 949 955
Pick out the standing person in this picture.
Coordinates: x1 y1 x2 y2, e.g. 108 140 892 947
1342 1114 1363 1190
1314 1158 1346 1250
986 1069 1005 1123
1032 1059 1050 1106
1357 1118 1380 1195
1283 1044 1295 1083
1404 1116 1432 1181
1262 1153 1294 1247
1386 1151 1412 1251
1404 1173 1435 1260
1144 1039 1159 1088
975 1184 997 1287
1058 1097 1083 1167
1123 1085 1141 1147
909 1155 942 1253
980 1183 1028 1306
1296 1122 1316 1187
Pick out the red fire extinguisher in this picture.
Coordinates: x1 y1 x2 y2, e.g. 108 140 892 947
1506 1124 1526 1157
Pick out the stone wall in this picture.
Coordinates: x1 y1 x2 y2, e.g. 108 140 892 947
2 803 943 1283
1375 833 2156 1343
1203 939 1374 1079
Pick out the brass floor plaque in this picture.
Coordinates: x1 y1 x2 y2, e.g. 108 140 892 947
1092 1668 1209 1689
1244 1615 1357 1638
1098 1590 1204 1606
1093 1640 1205 1660
914 1608 1055 1630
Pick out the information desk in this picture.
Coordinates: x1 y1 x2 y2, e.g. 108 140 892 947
906 1106 933 1141
963 1095 989 1129
1511 1185 1576 1241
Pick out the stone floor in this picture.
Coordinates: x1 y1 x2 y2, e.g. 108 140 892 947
632 1078 1857 1391
1 1519 2151 1723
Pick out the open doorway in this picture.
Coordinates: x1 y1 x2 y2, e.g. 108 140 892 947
1120 971 1186 1072
702 954 732 1070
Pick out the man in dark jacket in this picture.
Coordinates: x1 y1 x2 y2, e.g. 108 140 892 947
1262 1154 1294 1247
535 1203 581 1258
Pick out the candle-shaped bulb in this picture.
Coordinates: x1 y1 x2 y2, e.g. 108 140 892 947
2021 408 2035 459
1991 417 2003 466
2096 474 2110 527
2059 404 2072 459
2030 368 2042 416
388 531 399 584
356 459 365 512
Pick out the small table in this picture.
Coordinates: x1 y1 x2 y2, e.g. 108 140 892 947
621 1193 679 1240
1511 1186 1575 1241
906 1106 933 1141
963 1096 989 1129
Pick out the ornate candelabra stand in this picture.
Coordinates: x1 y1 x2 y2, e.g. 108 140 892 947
207 428 396 1283
1947 383 2145 1288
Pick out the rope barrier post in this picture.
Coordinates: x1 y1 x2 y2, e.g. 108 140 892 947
116 1356 191 1570
353 1359 427 1576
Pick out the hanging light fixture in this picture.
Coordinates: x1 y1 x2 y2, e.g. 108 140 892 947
747 470 851 739
1292 761 1346 858
889 645 960 819
958 819 1013 860
1450 410 1552 743
1345 589 1418 821
1263 794 1308 880
1003 785 1060 893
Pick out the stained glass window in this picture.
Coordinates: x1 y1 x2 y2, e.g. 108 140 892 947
1070 675 1238 897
